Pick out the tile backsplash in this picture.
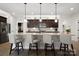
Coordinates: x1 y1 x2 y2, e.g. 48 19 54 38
27 28 57 32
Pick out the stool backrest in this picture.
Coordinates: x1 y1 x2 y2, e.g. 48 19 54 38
51 35 60 49
32 35 42 43
14 34 25 43
43 34 51 44
60 33 72 44
51 35 60 43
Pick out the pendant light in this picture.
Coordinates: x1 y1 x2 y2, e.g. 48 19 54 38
39 3 42 22
24 3 27 22
54 3 58 23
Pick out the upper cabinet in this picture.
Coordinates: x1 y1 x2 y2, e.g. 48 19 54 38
27 19 58 28
27 19 39 28
42 19 58 28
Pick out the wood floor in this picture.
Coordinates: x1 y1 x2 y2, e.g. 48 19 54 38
0 42 10 56
0 41 79 56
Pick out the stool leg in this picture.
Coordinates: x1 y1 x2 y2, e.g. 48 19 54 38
60 43 62 51
16 43 19 55
64 44 66 56
63 44 70 56
71 44 74 50
51 43 55 56
9 43 13 55
36 43 38 55
71 44 75 56
21 42 23 50
67 44 68 51
66 44 69 55
45 43 47 56
28 43 31 55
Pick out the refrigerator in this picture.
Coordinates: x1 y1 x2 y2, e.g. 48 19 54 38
0 16 9 44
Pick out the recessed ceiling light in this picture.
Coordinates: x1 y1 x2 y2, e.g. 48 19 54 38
70 8 74 11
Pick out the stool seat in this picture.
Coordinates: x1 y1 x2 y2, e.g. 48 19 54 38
32 40 40 43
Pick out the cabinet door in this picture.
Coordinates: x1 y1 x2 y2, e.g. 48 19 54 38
0 33 8 44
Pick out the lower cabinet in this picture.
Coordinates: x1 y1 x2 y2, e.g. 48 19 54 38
0 33 9 44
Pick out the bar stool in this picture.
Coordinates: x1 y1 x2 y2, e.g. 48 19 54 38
8 33 24 55
43 34 55 56
60 34 75 56
28 35 40 55
51 35 60 55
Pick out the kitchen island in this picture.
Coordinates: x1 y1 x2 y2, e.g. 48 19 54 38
22 31 60 49
15 31 74 49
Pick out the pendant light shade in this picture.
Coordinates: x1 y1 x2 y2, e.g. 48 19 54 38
39 3 42 22
24 3 27 22
54 3 58 23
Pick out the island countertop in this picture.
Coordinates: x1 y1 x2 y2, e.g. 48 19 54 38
15 31 75 36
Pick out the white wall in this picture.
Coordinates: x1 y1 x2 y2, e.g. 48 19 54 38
71 14 79 41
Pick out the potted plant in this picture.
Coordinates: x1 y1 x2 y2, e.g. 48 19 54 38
66 29 71 34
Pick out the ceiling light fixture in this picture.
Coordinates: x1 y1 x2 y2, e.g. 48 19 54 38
54 3 58 23
70 7 74 11
39 3 42 22
24 3 28 22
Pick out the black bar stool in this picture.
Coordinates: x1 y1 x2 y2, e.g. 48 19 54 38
28 35 40 56
60 34 75 56
8 34 24 55
43 35 55 56
51 35 60 56
44 43 55 56
29 42 38 55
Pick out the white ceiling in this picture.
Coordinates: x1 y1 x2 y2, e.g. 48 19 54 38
0 3 79 19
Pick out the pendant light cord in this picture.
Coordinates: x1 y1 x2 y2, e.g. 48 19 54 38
24 3 27 19
55 3 57 19
40 3 42 19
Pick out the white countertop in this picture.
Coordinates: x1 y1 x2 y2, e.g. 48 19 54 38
15 32 75 36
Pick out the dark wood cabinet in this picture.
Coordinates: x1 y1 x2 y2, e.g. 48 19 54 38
27 19 58 28
27 19 39 28
0 16 9 44
42 19 58 28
